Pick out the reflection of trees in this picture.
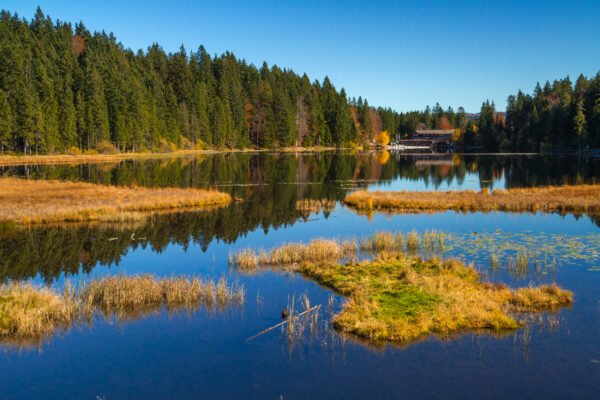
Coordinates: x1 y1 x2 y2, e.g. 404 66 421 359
2 153 597 193
2 153 599 283
0 204 307 283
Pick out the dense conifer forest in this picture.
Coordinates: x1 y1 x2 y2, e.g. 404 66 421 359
0 8 598 154
0 8 363 154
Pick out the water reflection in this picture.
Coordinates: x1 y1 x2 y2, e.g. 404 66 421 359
2 152 599 194
1 153 600 284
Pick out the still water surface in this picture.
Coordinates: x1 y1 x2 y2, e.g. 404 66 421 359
1 152 599 399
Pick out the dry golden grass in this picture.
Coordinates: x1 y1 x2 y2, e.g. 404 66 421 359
230 238 359 272
0 178 231 224
344 185 600 214
0 282 77 342
231 235 572 344
230 231 446 273
80 275 244 319
303 256 572 343
0 275 244 345
0 147 345 167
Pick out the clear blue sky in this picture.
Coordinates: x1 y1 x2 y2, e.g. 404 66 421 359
3 0 600 112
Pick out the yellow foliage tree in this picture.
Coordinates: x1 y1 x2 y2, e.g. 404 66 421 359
452 128 462 142
373 130 390 146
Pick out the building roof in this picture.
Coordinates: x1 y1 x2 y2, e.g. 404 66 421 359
415 130 454 135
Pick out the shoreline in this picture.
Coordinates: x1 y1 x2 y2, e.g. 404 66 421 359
0 146 355 167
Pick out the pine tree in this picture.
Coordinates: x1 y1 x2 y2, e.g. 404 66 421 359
574 97 586 153
0 89 12 153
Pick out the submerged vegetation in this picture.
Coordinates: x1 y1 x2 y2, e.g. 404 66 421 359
344 185 600 214
0 275 244 345
0 177 231 224
231 233 572 343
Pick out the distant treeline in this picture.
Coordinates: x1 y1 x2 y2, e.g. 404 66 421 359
1 8 598 155
471 75 600 152
383 75 600 153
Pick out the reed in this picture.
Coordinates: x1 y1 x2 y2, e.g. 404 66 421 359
0 275 244 345
231 231 446 273
231 238 356 272
344 185 600 214
0 178 231 224
0 282 77 342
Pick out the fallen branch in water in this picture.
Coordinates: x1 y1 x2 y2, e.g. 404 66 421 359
246 304 321 341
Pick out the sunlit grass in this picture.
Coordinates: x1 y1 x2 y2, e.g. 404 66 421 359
306 256 572 343
0 275 244 346
232 235 572 344
0 177 231 224
344 185 600 214
230 231 446 273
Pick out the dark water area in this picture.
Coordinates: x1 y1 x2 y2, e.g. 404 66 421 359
1 152 600 399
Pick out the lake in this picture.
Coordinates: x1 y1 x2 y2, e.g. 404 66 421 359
1 151 599 399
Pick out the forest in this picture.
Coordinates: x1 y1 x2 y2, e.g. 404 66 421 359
0 8 599 154
0 8 363 154
376 73 600 153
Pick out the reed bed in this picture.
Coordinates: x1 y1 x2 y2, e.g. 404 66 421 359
0 275 244 345
230 238 359 272
344 185 600 214
359 231 444 254
0 178 231 224
230 231 446 273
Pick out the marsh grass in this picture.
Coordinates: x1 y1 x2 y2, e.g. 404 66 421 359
344 185 600 215
0 178 231 224
0 275 244 346
232 235 572 344
302 256 572 343
230 231 446 273
230 238 359 272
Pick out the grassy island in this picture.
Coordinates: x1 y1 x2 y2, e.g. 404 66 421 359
231 233 572 343
344 185 600 214
0 177 231 224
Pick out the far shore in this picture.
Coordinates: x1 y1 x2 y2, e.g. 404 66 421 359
0 146 355 166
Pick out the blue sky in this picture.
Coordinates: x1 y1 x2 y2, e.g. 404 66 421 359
3 0 600 112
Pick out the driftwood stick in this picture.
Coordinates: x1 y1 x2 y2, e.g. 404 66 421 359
246 304 321 341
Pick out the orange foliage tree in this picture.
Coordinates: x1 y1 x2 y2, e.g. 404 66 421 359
438 117 452 130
